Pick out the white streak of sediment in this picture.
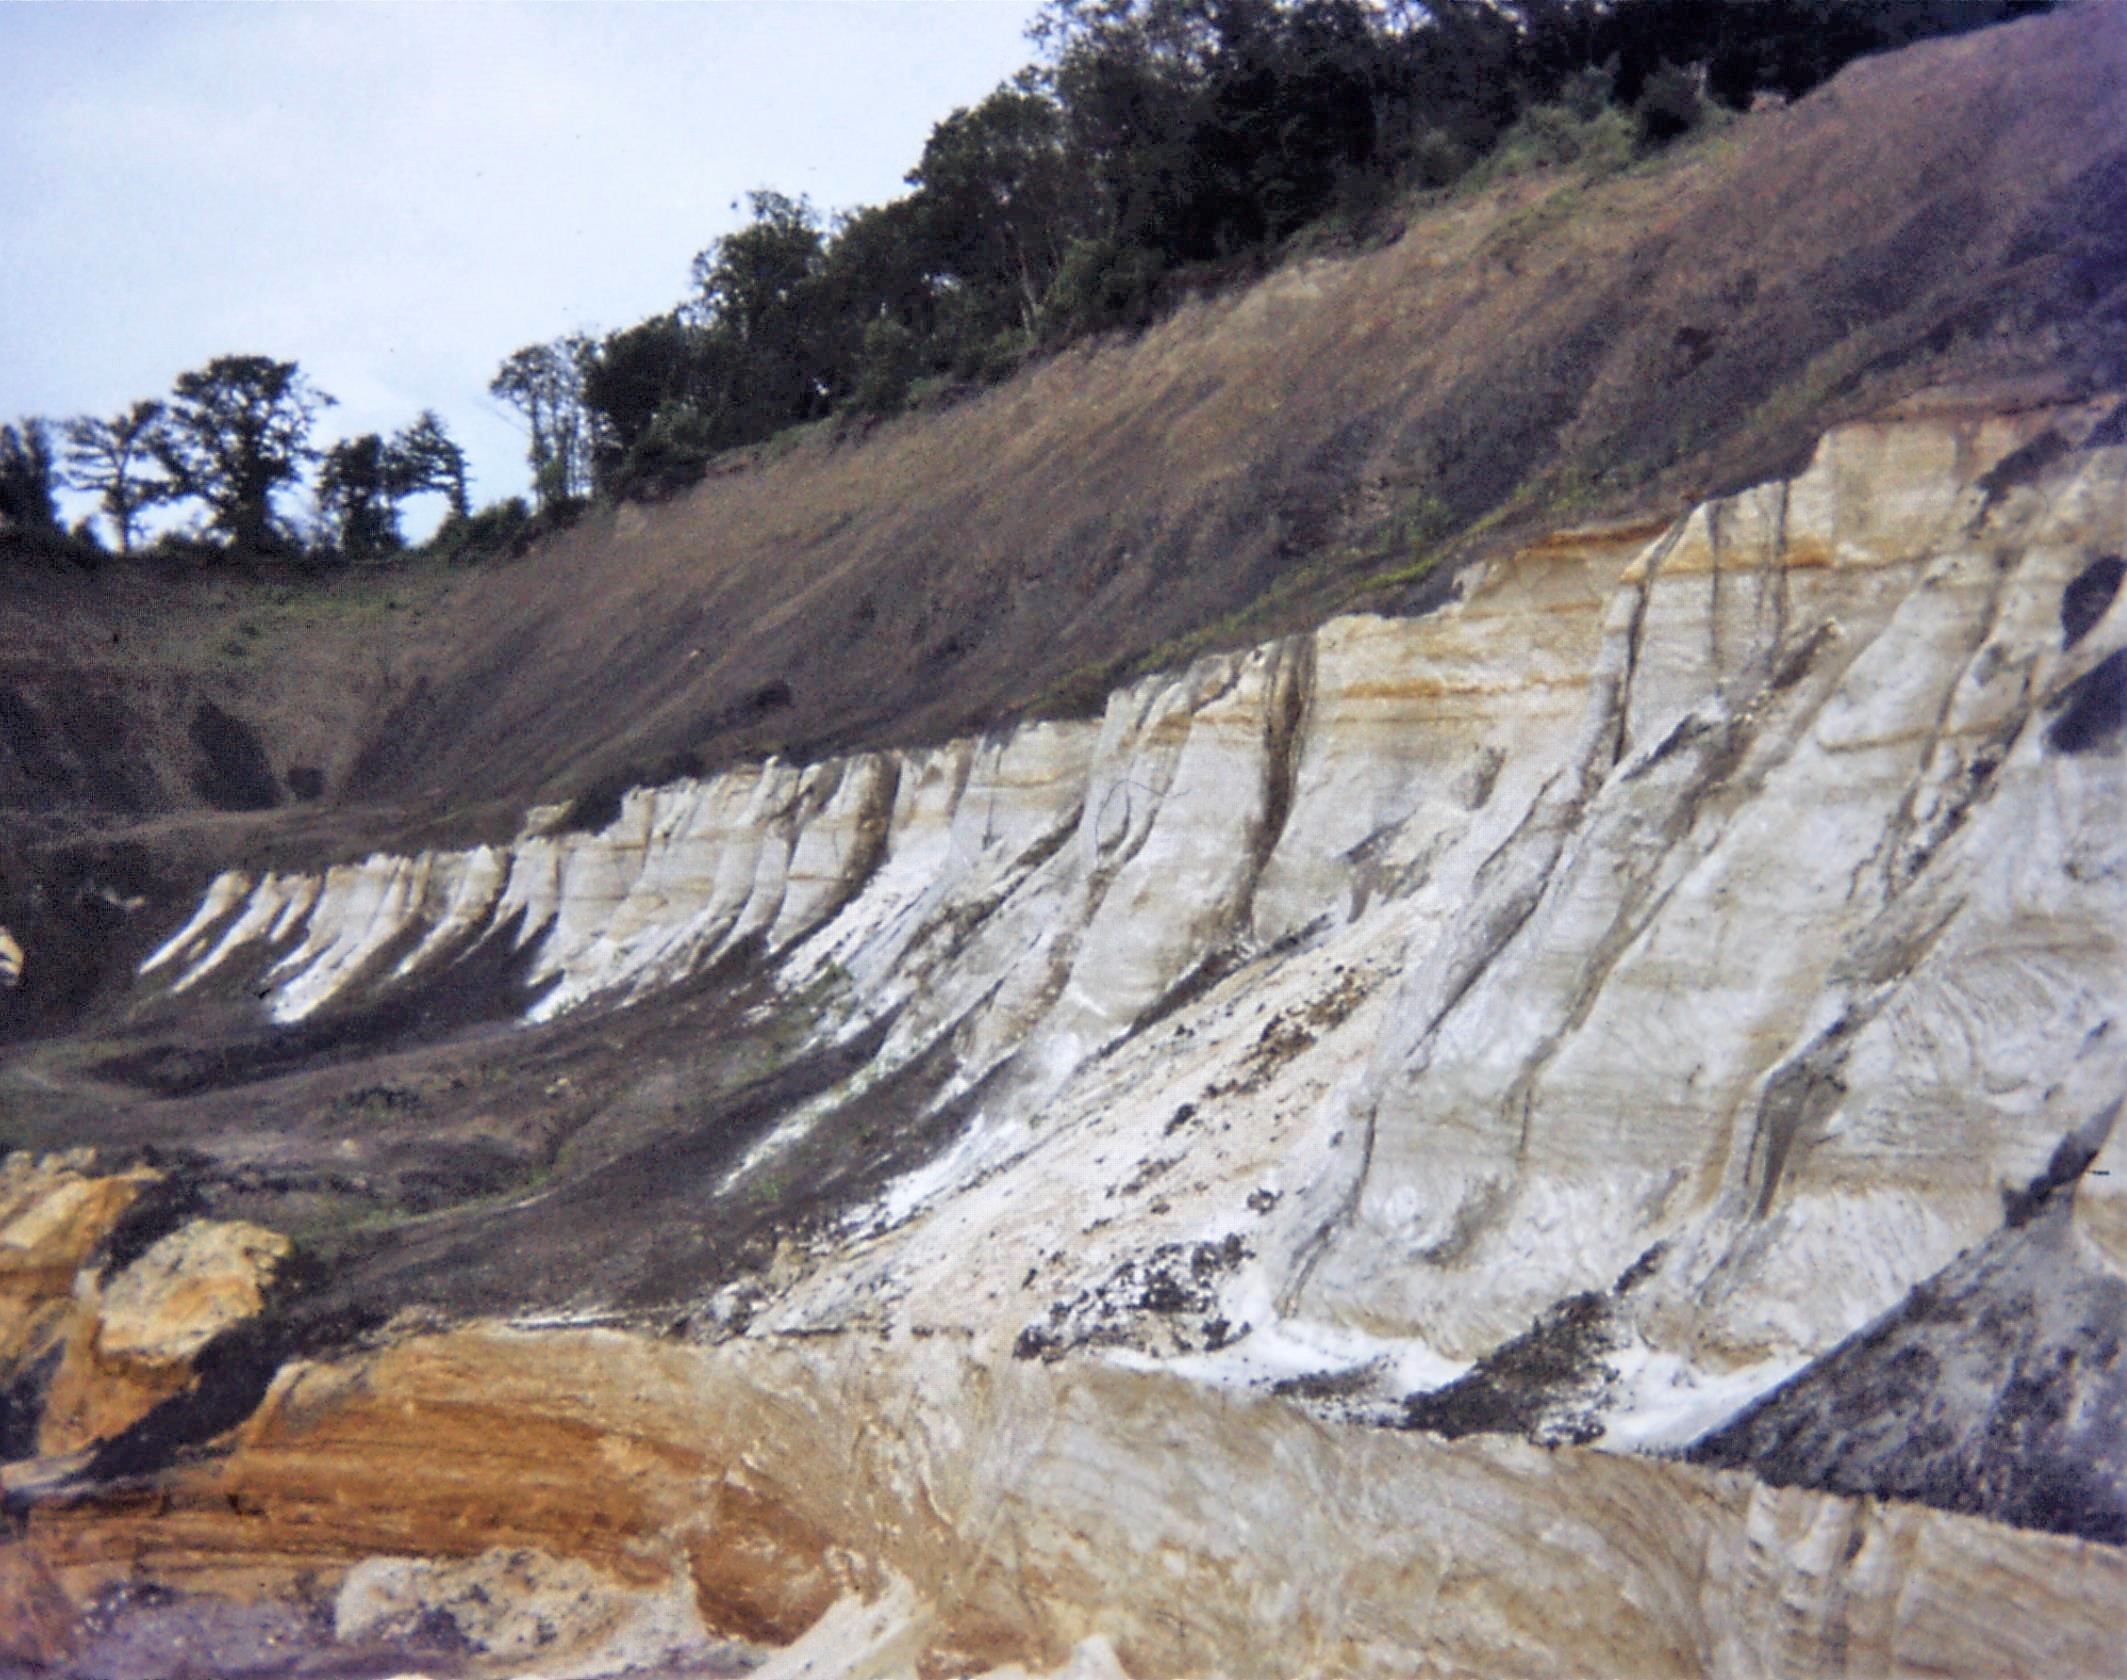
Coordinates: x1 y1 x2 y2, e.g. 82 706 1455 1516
139 870 250 975
391 847 507 978
171 873 303 994
269 853 432 1023
493 836 564 951
265 874 321 943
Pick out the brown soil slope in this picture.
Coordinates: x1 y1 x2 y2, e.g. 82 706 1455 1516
5 6 2124 864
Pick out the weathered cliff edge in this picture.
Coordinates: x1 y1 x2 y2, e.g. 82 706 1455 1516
8 397 2127 1674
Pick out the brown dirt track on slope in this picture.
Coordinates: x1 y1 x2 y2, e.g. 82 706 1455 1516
2 2 2124 976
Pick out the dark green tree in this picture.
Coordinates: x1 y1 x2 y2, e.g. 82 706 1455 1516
809 197 945 406
491 335 594 510
0 419 63 535
156 355 335 553
316 433 406 557
1034 0 1200 257
909 86 1088 340
690 190 824 346
850 317 923 414
688 190 830 439
580 313 700 478
1036 0 1395 264
62 400 171 555
392 410 471 520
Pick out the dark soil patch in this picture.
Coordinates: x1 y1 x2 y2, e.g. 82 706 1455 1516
0 687 70 797
2046 646 2127 754
278 992 998 1328
0 839 175 1048
1399 1291 1617 1447
187 701 280 812
92 910 551 1097
2060 554 2124 649
1015 1233 1252 1361
1976 427 2073 511
1690 1204 2127 1545
0 1345 62 1462
1270 1362 1383 1401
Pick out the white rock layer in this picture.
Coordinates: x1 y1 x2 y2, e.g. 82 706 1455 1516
144 405 2127 1448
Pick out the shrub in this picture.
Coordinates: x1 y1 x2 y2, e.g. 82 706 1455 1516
971 327 1034 385
1041 237 1165 340
609 401 717 501
1480 99 1635 180
903 373 961 412
425 496 531 563
850 318 921 415
1636 63 1706 148
140 530 226 570
0 523 102 572
1408 129 1472 191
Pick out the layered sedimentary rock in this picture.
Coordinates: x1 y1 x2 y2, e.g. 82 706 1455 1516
0 1153 158 1405
28 396 2125 1671
0 1154 288 1466
21 1326 2127 1680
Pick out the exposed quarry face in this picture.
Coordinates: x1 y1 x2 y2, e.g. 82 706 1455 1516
4 399 2113 1674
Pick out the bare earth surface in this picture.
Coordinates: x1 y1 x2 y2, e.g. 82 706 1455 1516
3 9 2127 1677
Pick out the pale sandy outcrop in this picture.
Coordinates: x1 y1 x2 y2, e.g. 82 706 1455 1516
89 399 2127 1673
21 1325 2127 1679
37 1217 290 1456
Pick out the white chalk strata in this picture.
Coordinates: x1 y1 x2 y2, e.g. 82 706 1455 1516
145 404 2127 1448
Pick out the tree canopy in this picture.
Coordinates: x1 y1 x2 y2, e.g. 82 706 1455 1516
560 0 2052 502
491 336 595 512
7 364 482 571
64 401 171 556
393 410 471 521
156 354 335 554
15 0 2056 567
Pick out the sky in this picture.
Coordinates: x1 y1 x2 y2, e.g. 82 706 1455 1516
0 0 1047 538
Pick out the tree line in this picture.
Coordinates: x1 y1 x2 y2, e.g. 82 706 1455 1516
485 0 2051 513
1 354 476 566
6 0 2052 566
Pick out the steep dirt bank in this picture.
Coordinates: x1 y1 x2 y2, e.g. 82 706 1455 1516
9 2 2123 1063
260 3 2127 823
6 5 2123 865
3 392 2123 1673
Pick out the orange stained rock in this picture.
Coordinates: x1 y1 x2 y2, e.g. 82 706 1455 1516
23 1329 858 1655
34 1351 194 1462
0 1157 159 1344
0 1155 160 1385
683 1480 845 1644
37 1220 292 1458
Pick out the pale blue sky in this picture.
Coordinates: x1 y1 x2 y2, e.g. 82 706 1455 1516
1 0 1045 535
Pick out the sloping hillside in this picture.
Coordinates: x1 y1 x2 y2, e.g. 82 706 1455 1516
13 374 2127 1680
3 8 2126 1677
7 4 2125 848
8 4 2123 1055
